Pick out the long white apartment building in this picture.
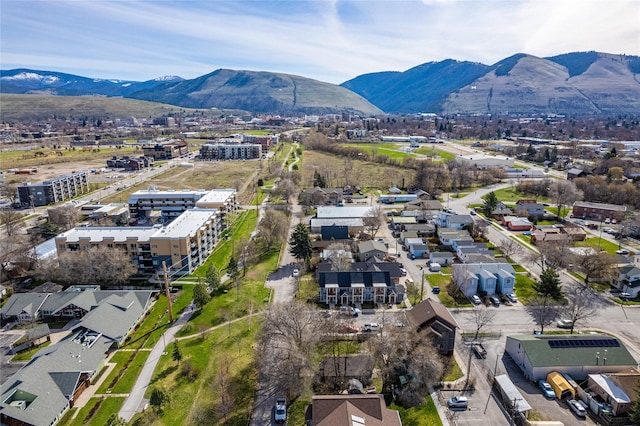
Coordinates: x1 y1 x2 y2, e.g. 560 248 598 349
128 188 237 221
56 208 223 276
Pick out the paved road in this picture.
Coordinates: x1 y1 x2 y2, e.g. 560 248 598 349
118 303 196 422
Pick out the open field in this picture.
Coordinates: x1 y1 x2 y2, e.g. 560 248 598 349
342 142 416 160
300 149 416 190
58 397 125 426
0 94 243 121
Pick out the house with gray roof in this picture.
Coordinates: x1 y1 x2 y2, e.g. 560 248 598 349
436 212 473 230
357 241 387 262
0 289 154 426
0 293 49 323
611 264 640 298
505 334 638 381
453 263 516 296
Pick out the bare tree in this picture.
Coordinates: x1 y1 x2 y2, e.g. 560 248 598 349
0 210 24 237
42 246 136 285
497 238 522 262
572 252 617 286
549 180 582 218
271 179 297 204
259 302 321 401
256 209 288 249
369 325 443 407
1 182 18 205
211 354 236 422
526 296 560 334
326 242 353 272
469 307 496 340
0 234 35 281
363 204 385 238
47 205 79 230
564 285 601 334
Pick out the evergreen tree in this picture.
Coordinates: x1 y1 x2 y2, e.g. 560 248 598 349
227 256 239 281
629 387 640 424
482 191 499 218
149 388 169 412
533 267 563 299
172 340 182 364
205 264 221 293
289 223 313 266
526 143 537 158
193 282 211 309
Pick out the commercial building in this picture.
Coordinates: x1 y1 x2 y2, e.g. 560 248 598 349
128 188 237 221
505 334 637 381
17 171 90 207
141 140 188 160
55 208 224 276
199 143 262 160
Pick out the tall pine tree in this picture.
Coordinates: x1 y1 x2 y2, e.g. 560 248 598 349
533 267 563 300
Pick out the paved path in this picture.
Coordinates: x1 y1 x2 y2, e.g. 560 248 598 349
118 303 196 422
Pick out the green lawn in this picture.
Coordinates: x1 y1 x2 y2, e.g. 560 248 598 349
490 187 551 204
391 395 443 426
443 358 464 382
414 147 455 160
58 397 124 426
574 237 619 254
97 351 150 394
343 142 415 160
177 249 275 336
136 318 260 426
11 341 51 361
515 274 537 304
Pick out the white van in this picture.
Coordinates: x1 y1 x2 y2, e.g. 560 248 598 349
429 263 441 272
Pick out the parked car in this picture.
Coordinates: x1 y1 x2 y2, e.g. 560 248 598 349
616 249 630 255
400 268 408 276
557 319 574 328
469 210 477 216
489 296 500 307
619 292 632 300
274 397 287 423
363 323 381 332
447 396 468 409
538 380 555 399
432 286 441 294
339 306 360 317
470 295 482 305
292 268 299 277
567 399 587 417
506 293 518 303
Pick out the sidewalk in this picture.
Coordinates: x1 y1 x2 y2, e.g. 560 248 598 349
118 303 196 422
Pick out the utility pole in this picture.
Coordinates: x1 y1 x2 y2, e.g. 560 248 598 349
162 261 174 322
419 266 425 301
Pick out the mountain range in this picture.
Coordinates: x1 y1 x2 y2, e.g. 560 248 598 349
2 51 639 117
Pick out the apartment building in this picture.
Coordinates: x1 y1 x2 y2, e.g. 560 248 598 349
142 139 189 160
55 208 223 276
199 143 262 160
128 188 237 221
17 171 90 207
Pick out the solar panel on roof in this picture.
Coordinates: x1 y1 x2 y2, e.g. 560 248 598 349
548 339 620 348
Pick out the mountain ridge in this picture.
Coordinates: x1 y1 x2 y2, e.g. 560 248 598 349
2 51 639 116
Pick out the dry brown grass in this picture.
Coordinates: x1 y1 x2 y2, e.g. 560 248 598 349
301 150 415 190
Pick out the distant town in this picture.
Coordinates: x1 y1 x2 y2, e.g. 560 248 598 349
1 111 639 426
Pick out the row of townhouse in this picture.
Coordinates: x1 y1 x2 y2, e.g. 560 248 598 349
0 288 155 426
453 262 516 297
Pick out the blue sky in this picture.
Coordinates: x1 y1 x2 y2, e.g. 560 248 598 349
2 0 638 84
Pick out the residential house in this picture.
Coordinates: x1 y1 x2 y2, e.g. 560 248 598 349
515 200 546 217
320 225 349 241
306 394 402 426
316 259 404 284
317 354 374 389
567 168 588 180
390 216 417 230
429 252 453 266
492 202 514 218
0 289 154 426
438 228 474 248
310 218 363 234
611 264 640 298
457 243 493 263
379 194 419 204
505 334 638 381
453 263 516 296
409 243 430 260
357 241 387 262
300 187 344 206
0 293 49 323
404 198 443 211
501 216 533 231
436 212 473 230
317 271 400 306
401 223 436 237
587 368 640 416
407 298 458 355
572 201 627 222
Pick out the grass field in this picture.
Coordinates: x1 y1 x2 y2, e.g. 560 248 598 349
97 350 151 394
300 150 415 190
58 397 125 426
342 142 415 160
135 318 260 426
574 237 619 254
414 147 456 161
515 274 537 304
490 187 551 204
